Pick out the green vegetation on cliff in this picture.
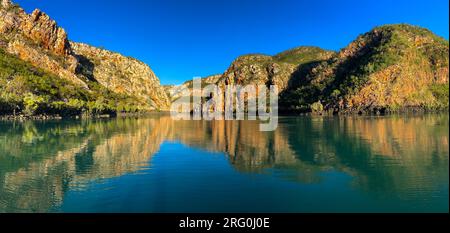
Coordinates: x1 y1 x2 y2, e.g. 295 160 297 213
0 48 146 117
165 26 448 115
214 46 335 92
1 0 170 117
281 24 449 114
273 46 335 65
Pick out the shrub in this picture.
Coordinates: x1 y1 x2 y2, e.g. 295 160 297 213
430 84 449 108
23 93 44 116
310 101 324 114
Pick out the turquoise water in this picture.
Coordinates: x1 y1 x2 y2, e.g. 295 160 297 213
0 114 448 213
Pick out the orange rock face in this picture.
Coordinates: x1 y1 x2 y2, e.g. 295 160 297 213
1 1 171 110
1 3 82 86
20 9 71 57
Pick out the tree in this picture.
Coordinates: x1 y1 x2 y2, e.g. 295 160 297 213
23 93 44 116
310 101 324 115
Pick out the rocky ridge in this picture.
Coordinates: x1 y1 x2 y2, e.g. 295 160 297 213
1 0 84 88
216 47 335 93
71 42 170 110
1 0 170 111
282 24 449 113
172 25 449 114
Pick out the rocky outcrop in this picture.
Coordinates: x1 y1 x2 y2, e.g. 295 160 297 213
21 9 72 57
283 24 449 113
1 0 10 8
1 0 170 111
6 39 85 87
165 74 222 101
216 47 335 91
71 42 171 110
1 3 80 83
0 0 21 33
217 54 290 93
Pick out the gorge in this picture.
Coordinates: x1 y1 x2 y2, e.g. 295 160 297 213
1 0 448 118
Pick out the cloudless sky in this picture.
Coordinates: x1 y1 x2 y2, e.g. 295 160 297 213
15 0 449 85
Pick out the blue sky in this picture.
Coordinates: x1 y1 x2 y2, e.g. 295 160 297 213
15 0 449 85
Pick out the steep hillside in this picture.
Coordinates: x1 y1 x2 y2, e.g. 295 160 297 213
71 42 170 110
0 0 86 88
216 47 335 92
0 0 170 117
0 47 144 117
283 24 449 114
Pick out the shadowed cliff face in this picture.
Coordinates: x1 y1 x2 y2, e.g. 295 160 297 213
71 42 171 110
0 114 448 212
0 0 170 110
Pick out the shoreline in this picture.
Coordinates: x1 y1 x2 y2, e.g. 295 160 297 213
1 109 448 122
0 111 174 121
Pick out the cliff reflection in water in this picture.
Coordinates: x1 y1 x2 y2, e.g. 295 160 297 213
0 114 448 212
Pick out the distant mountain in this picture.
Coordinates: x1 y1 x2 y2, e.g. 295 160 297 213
281 24 449 114
1 0 170 118
164 74 222 102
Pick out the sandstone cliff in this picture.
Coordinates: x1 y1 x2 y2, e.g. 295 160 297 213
283 24 449 113
1 0 170 114
71 42 170 110
216 47 335 93
0 0 84 88
187 24 448 114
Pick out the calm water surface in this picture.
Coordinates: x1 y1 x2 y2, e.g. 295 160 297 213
0 114 448 213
